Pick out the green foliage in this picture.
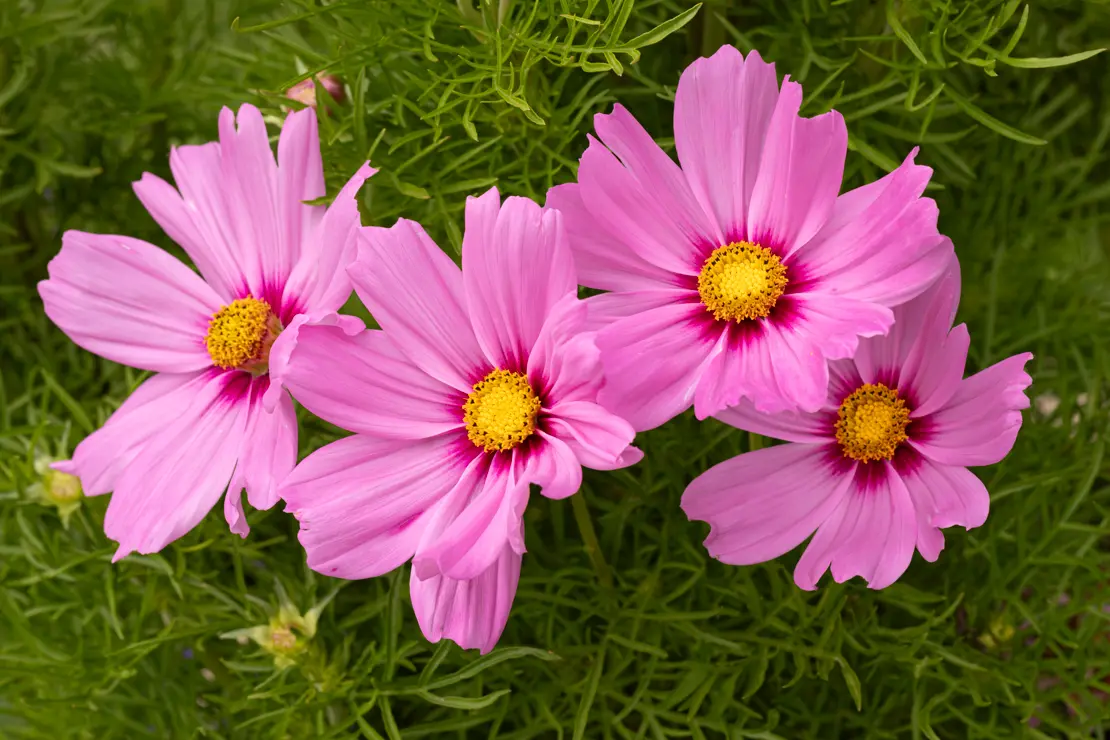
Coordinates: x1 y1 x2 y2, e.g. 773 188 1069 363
3 0 1110 737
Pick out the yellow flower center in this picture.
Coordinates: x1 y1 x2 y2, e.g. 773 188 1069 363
463 369 542 452
697 242 789 322
835 383 911 463
204 297 281 372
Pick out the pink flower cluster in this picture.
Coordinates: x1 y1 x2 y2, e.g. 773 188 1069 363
39 46 1033 654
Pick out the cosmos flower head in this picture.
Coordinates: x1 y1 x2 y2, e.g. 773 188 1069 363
681 259 1034 589
279 187 640 653
38 103 375 559
547 44 953 431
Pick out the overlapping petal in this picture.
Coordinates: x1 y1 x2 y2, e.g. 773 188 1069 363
281 161 377 316
53 372 207 496
674 45 780 238
410 545 522 655
133 142 243 302
683 443 852 566
281 433 467 580
596 303 717 432
104 371 250 560
352 220 485 391
792 151 953 306
464 189 576 369
545 184 678 292
413 457 529 581
39 231 220 373
280 322 462 438
911 352 1034 467
230 377 298 514
747 79 847 253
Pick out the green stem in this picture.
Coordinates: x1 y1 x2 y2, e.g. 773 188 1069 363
700 0 726 59
570 491 613 591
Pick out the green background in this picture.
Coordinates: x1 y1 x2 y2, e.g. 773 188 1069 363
2 1 1110 737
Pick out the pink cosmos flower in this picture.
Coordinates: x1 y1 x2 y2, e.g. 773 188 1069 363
681 259 1033 590
279 187 641 653
546 45 954 430
38 104 375 559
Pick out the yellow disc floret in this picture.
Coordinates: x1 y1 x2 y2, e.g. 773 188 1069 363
463 369 543 452
698 241 789 322
835 383 912 463
205 297 279 372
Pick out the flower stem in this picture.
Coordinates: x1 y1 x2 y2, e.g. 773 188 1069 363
571 490 613 591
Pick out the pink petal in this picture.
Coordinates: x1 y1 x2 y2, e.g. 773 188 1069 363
228 378 298 513
413 458 529 581
528 432 583 500
792 150 953 307
352 220 485 392
282 162 376 316
39 231 220 373
54 371 207 496
714 398 832 445
682 443 852 566
225 485 250 538
463 189 576 369
759 320 831 414
577 133 710 277
105 371 250 560
214 105 280 299
133 166 240 303
525 294 602 406
545 400 638 471
410 544 521 654
262 310 366 412
280 433 466 579
850 255 961 383
899 456 991 561
581 289 694 332
746 78 846 254
595 302 717 432
796 464 917 590
703 291 893 418
674 45 779 238
866 471 920 589
545 183 677 292
911 352 1033 467
898 321 971 417
782 293 895 362
855 260 968 417
591 104 722 257
281 322 462 438
276 108 327 277
693 322 774 419
793 493 852 591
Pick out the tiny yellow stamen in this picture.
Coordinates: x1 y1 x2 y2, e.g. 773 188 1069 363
835 383 911 463
463 369 542 453
697 242 789 322
205 297 280 372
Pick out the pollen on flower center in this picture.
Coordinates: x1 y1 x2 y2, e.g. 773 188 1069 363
205 296 281 373
463 369 542 453
835 383 912 463
697 242 789 322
